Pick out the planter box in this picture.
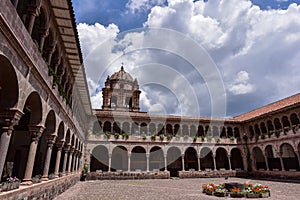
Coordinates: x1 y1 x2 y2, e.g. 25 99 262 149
246 193 260 198
205 190 213 195
260 192 270 198
230 193 245 198
214 192 226 197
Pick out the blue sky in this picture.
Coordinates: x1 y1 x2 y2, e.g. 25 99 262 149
72 0 300 118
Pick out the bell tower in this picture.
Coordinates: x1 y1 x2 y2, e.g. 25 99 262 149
102 66 141 112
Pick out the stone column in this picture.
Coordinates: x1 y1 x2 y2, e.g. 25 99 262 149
22 125 44 185
42 135 56 181
67 148 74 174
62 145 70 175
46 45 56 65
39 28 49 52
264 154 269 171
279 151 285 171
146 153 150 172
295 151 300 169
27 7 39 35
250 152 256 171
72 152 76 173
213 153 217 171
181 154 185 171
197 153 201 171
0 126 13 179
54 141 64 177
127 152 131 172
108 153 112 172
0 109 22 178
227 154 232 170
164 154 167 171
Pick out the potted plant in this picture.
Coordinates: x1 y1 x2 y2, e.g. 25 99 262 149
104 132 111 139
114 133 119 139
167 134 173 141
193 135 197 142
48 173 55 180
204 183 216 195
141 134 147 140
183 135 189 141
122 133 129 140
32 174 42 184
201 135 205 142
81 163 88 181
159 134 164 141
214 188 227 197
151 134 156 141
230 187 244 198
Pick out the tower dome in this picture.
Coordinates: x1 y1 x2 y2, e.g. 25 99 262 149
110 66 133 82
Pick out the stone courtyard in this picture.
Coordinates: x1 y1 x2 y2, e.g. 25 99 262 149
54 177 300 200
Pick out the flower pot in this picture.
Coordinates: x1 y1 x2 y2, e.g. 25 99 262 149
1 183 9 191
214 192 226 197
205 190 213 195
260 192 270 198
230 193 245 198
246 193 260 198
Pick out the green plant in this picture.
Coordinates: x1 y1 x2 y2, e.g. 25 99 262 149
167 134 173 141
159 134 164 141
201 135 205 142
83 163 88 175
193 135 197 142
142 134 147 140
275 130 280 138
151 134 156 141
122 133 129 140
230 136 235 141
175 135 180 140
104 132 111 139
183 135 189 141
114 133 119 139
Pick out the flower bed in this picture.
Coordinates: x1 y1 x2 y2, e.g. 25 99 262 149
1 177 20 192
202 182 270 198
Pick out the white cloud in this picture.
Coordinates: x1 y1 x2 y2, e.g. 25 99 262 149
126 0 166 13
78 0 300 116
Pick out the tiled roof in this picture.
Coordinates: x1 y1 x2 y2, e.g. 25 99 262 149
233 93 300 121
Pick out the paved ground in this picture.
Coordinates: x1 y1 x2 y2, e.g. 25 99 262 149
54 177 300 200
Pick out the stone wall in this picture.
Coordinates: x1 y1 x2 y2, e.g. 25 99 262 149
178 170 247 178
86 171 170 180
0 174 80 200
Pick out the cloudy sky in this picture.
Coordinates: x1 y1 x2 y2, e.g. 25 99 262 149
72 0 300 118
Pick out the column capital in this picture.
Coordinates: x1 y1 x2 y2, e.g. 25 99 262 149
64 144 71 152
29 125 45 142
46 134 56 146
56 141 65 149
0 108 23 127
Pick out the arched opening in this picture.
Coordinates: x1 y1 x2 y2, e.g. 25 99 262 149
157 124 164 136
166 124 173 135
33 110 56 177
31 7 47 50
122 122 130 134
220 127 226 138
267 120 274 132
212 126 219 137
149 146 164 171
174 124 180 136
54 122 65 174
265 145 281 171
230 148 243 170
184 147 198 171
149 123 156 135
140 123 147 135
131 146 146 171
205 125 211 136
200 147 214 171
190 125 196 136
234 127 240 138
197 125 204 137
93 121 102 134
113 121 121 134
280 143 299 171
42 29 55 61
249 126 254 139
253 147 266 170
227 127 233 138
111 146 128 171
274 118 282 130
254 124 261 137
281 116 290 128
90 145 109 172
182 125 188 136
131 122 139 135
0 55 19 109
5 92 43 180
111 96 117 108
216 148 229 170
167 147 182 177
103 121 111 133
290 113 299 126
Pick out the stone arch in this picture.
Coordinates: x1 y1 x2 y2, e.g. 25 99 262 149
21 91 43 125
215 147 229 170
149 146 164 171
227 126 233 137
182 124 188 136
157 123 164 135
265 145 281 170
65 129 71 145
260 122 267 135
190 125 196 136
234 127 240 138
200 147 214 170
267 120 274 132
111 146 128 171
113 121 121 134
131 122 139 135
280 143 299 170
131 146 146 171
140 122 147 135
230 148 243 170
281 116 290 128
0 55 19 109
149 123 156 135
167 146 182 177
274 118 282 130
184 147 198 171
212 126 219 137
253 146 266 170
220 127 226 138
174 124 180 136
166 124 173 135
90 145 109 172
254 124 261 136
249 126 254 139
31 5 49 50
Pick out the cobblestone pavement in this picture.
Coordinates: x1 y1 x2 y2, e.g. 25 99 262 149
54 177 300 200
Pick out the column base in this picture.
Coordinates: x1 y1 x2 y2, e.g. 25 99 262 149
21 180 33 185
41 177 49 181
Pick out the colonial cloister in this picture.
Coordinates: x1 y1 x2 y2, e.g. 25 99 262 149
1 0 300 199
